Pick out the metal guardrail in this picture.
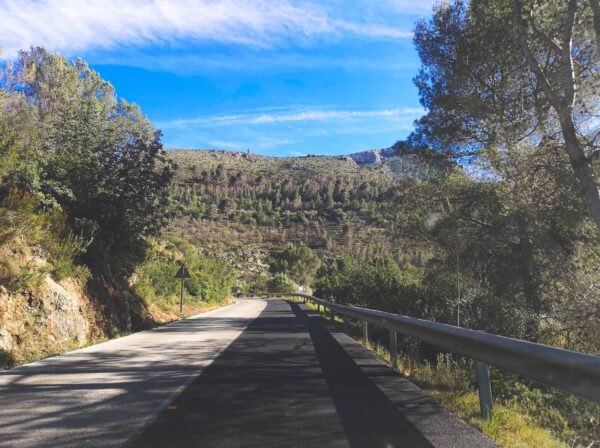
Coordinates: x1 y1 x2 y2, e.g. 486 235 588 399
247 292 600 418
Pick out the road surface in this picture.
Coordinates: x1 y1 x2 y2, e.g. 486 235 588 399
0 299 496 448
0 300 265 447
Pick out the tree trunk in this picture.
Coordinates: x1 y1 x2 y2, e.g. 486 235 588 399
591 0 600 53
513 0 600 230
517 213 540 339
560 113 600 228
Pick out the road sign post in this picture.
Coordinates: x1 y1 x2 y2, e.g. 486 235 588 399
175 265 191 314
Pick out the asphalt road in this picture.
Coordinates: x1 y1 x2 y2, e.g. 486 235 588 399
0 299 496 448
0 299 266 447
131 299 496 448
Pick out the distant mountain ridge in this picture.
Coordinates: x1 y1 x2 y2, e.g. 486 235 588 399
168 145 447 181
169 146 398 163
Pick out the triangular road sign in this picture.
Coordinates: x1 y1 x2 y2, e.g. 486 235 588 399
175 265 191 279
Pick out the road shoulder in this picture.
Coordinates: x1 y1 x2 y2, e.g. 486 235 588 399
293 301 498 448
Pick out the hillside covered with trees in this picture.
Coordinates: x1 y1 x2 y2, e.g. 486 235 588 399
166 148 449 265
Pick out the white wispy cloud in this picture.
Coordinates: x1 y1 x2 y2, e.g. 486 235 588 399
160 107 425 128
333 21 412 40
250 108 423 124
159 106 423 151
0 0 415 58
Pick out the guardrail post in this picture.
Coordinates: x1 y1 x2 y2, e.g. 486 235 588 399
330 306 335 322
476 361 493 419
389 330 397 369
362 321 368 343
343 315 349 333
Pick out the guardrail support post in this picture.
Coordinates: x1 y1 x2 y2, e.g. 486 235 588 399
389 330 397 369
476 361 493 419
343 315 349 333
330 307 335 322
362 321 368 343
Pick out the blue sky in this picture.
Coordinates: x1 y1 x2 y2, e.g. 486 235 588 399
0 0 434 156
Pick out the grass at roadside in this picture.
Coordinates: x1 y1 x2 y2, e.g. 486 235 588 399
144 297 231 325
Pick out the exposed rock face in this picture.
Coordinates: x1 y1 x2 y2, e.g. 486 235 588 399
0 277 90 358
347 149 383 164
43 277 90 344
380 147 397 158
0 287 16 352
341 147 400 164
0 269 153 368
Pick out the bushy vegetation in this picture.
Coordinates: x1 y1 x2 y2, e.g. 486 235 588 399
265 273 298 294
269 244 320 287
314 246 599 445
0 48 235 362
0 190 90 289
134 237 235 310
0 48 173 277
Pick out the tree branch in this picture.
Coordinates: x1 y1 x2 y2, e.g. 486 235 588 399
528 11 563 55
512 0 562 110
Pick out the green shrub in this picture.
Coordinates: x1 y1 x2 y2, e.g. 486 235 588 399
269 244 320 287
72 264 91 285
133 236 236 309
14 265 45 291
0 191 91 285
266 273 298 293
46 233 89 281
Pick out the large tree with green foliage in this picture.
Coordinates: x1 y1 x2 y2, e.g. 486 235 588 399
0 48 173 274
412 0 600 229
402 0 600 344
269 244 321 286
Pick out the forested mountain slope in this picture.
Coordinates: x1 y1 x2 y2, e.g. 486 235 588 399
166 148 449 270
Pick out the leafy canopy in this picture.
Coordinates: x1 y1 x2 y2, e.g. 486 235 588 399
0 48 173 274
